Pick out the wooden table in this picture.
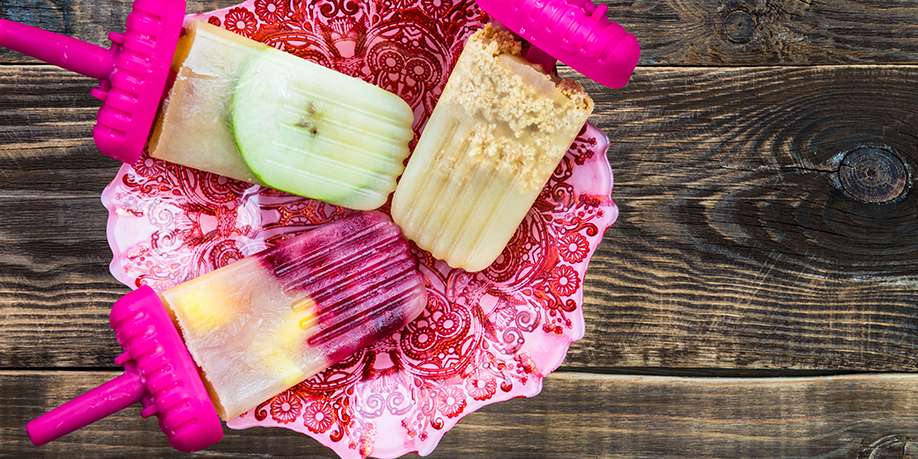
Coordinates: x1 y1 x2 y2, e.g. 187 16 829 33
1 1 917 457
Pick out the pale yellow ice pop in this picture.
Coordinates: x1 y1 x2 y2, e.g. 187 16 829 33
391 26 594 272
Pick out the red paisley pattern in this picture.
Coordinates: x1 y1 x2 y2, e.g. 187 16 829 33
255 0 290 22
304 400 337 433
101 1 618 457
224 7 258 37
559 233 590 264
270 391 303 424
550 265 580 297
466 370 497 401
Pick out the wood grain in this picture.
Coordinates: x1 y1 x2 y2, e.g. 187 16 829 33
575 64 918 371
0 0 239 64
2 371 917 457
1 64 917 371
3 1 918 457
5 1 918 66
614 0 918 66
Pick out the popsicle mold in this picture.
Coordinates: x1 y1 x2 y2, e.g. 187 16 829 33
476 0 640 88
0 0 186 163
26 286 223 452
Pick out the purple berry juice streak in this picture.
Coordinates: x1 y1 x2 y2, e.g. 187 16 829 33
260 212 427 362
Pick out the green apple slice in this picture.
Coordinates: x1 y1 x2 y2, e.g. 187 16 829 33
231 48 415 210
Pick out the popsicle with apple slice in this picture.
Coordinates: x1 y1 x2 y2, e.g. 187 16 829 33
0 3 415 211
151 22 415 210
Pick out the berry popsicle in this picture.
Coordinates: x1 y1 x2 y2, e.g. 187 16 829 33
0 1 415 211
26 212 427 452
392 0 639 272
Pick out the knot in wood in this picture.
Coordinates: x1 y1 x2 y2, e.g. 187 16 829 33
722 9 756 44
858 434 916 459
838 146 910 204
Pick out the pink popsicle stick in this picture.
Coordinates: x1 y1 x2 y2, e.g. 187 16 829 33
26 287 223 452
477 0 640 89
26 370 145 446
0 19 115 80
0 0 186 164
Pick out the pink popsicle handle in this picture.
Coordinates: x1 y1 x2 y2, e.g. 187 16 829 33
26 287 223 452
26 369 144 446
0 0 185 164
524 46 558 74
477 0 640 89
0 19 114 80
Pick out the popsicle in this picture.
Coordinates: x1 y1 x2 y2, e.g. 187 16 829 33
26 212 427 452
151 21 415 209
0 1 415 211
391 0 639 272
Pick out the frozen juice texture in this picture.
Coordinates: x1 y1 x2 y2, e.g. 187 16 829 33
391 26 594 272
159 212 427 419
149 21 260 182
230 46 416 210
149 21 415 210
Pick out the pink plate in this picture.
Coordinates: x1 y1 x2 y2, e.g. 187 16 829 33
102 1 618 457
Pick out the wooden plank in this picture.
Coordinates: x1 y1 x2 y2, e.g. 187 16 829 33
4 1 918 65
0 1 238 64
574 64 918 371
2 371 917 457
1 64 917 370
615 1 918 66
0 196 121 369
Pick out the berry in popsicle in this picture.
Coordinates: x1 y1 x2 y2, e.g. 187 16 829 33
26 212 427 451
163 211 427 418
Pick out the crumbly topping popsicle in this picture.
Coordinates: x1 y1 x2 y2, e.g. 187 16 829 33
393 26 594 272
392 0 639 272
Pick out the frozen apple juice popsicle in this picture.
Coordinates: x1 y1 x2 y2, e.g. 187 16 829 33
392 0 640 272
26 212 427 452
0 0 414 210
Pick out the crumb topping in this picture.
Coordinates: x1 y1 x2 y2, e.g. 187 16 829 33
439 25 595 191
475 24 523 56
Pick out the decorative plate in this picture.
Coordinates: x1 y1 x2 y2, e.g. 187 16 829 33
101 0 618 457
